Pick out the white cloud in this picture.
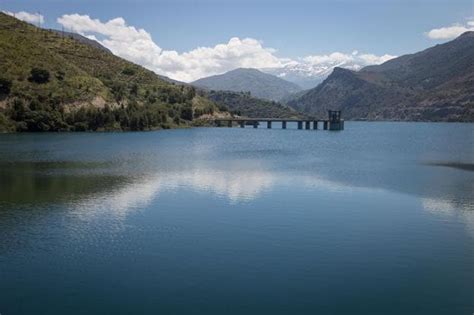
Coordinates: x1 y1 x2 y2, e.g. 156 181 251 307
358 53 396 65
3 10 44 25
56 13 396 82
57 14 283 82
303 52 355 65
426 20 474 40
303 51 396 68
57 14 163 68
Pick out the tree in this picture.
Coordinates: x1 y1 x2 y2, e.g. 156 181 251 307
122 67 136 76
180 104 193 121
29 68 50 84
130 83 139 96
9 99 27 121
111 82 126 102
0 78 12 95
186 86 196 100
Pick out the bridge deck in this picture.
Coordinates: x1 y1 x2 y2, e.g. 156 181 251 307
211 117 344 130
214 118 330 122
212 110 344 130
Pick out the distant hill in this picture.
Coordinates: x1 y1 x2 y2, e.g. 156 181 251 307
260 56 383 89
205 90 303 119
0 13 225 132
287 32 474 122
261 67 326 90
279 89 310 105
192 68 302 101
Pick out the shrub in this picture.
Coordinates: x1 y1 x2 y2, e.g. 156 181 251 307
217 104 229 112
130 83 139 96
0 78 12 95
0 112 15 132
74 122 89 131
180 105 193 121
111 82 126 102
8 99 27 121
186 86 196 100
56 71 65 81
29 68 50 84
194 108 203 117
122 67 136 76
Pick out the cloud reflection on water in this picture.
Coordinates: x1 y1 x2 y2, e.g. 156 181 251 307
65 161 474 239
2 156 471 239
422 197 474 237
69 167 277 222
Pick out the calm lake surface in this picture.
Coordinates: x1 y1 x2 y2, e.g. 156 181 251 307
0 122 473 315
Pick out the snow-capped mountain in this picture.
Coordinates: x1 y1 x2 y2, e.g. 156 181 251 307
261 52 396 89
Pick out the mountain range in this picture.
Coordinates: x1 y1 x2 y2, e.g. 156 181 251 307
1 11 472 128
259 52 395 89
287 32 474 122
261 65 326 90
192 68 302 102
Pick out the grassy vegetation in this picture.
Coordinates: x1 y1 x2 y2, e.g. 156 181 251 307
0 12 223 132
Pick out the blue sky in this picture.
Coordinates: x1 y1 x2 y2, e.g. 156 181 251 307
2 0 474 81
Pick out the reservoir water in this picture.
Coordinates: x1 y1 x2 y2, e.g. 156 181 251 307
0 122 473 314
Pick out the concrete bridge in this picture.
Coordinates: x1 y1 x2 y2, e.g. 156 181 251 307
214 111 344 131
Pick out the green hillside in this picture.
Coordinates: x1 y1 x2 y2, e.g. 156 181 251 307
205 90 304 119
0 12 224 132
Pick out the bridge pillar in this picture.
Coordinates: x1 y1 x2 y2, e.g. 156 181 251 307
282 121 287 129
227 120 232 128
313 121 318 129
216 120 221 127
328 110 344 131
298 121 303 129
240 121 245 128
323 121 328 130
253 122 258 128
328 121 345 131
305 121 310 129
267 121 272 129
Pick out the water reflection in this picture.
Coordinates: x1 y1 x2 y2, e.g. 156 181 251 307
66 167 277 223
1 125 473 314
0 161 121 204
58 161 473 237
2 157 472 217
1 124 473 243
422 197 474 237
